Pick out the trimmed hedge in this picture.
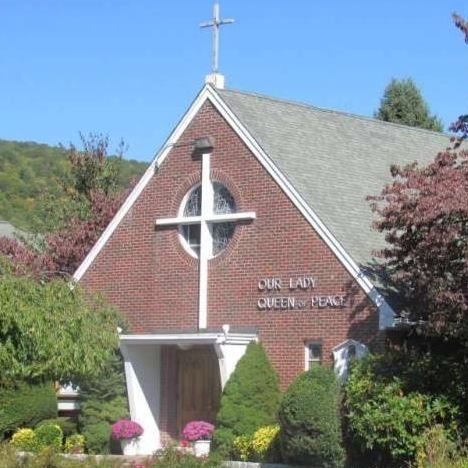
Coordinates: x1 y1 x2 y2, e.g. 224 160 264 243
279 366 345 468
214 342 281 455
37 417 77 437
35 423 63 451
0 382 57 440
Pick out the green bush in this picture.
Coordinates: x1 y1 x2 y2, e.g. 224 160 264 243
233 424 281 462
213 342 281 455
35 424 62 451
36 417 77 437
0 442 126 467
10 428 37 452
251 424 281 462
0 382 57 440
344 354 460 467
78 352 128 454
279 366 345 468
64 434 85 454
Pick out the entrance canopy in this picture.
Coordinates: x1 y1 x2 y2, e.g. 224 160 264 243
119 327 257 455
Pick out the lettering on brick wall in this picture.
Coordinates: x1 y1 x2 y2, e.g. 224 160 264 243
257 276 346 311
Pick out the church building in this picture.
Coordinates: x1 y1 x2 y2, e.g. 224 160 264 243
72 8 448 455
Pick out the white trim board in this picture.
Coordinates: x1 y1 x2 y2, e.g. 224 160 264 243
72 84 394 329
119 332 257 346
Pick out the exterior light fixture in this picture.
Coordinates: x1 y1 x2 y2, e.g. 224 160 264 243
193 137 215 151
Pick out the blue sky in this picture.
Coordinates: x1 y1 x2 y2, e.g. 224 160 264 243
0 1 466 161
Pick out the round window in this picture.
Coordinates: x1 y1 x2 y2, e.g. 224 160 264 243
179 182 236 258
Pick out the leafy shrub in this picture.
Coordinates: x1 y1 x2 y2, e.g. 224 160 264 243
64 434 85 454
213 342 280 455
36 417 77 437
35 424 62 451
80 421 112 455
153 446 222 467
232 435 251 461
251 424 280 462
233 424 281 462
344 354 460 467
0 382 57 440
279 366 345 467
10 428 37 452
78 352 128 454
0 442 126 467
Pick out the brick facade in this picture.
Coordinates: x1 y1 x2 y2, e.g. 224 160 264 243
81 100 381 440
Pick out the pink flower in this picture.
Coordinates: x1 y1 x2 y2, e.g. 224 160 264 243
182 421 214 441
111 419 144 440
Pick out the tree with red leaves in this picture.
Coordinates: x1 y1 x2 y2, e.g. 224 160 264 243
0 134 131 279
369 14 468 343
369 150 468 342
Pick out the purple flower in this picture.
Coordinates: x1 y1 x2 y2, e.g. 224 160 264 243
111 419 144 440
182 421 215 441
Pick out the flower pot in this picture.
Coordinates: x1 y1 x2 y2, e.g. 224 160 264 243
193 439 211 457
120 437 139 455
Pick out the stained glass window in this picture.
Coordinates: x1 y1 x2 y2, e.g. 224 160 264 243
180 182 236 258
212 182 236 256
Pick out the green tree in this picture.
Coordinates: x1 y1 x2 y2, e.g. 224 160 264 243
214 342 281 455
0 382 57 440
0 259 120 386
375 78 443 131
279 367 345 468
78 353 128 454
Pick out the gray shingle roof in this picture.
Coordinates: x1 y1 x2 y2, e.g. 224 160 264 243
217 88 449 284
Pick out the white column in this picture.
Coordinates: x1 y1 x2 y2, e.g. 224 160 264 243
120 344 162 455
198 152 213 329
215 343 250 389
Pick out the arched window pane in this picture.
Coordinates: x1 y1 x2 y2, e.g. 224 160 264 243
180 182 236 258
213 182 236 214
184 186 202 217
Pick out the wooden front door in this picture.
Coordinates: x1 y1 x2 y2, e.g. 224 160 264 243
177 346 221 433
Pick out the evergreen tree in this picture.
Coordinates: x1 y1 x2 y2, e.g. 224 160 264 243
279 367 344 467
214 342 281 455
78 352 128 454
375 78 443 132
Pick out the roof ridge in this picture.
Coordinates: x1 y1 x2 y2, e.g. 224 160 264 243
220 87 450 139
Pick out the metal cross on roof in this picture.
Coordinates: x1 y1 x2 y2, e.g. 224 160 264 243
200 2 234 74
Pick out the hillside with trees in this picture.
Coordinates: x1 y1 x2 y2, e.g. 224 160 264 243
0 138 147 230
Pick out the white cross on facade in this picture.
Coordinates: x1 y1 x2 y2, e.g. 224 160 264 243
200 2 234 74
156 151 255 330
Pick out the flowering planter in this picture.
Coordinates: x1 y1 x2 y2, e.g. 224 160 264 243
120 437 140 455
193 439 211 457
182 420 215 457
111 419 144 455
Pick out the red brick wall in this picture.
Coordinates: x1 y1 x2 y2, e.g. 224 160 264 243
81 101 381 391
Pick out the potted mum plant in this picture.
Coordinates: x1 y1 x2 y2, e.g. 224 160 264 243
182 421 215 457
111 419 144 455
